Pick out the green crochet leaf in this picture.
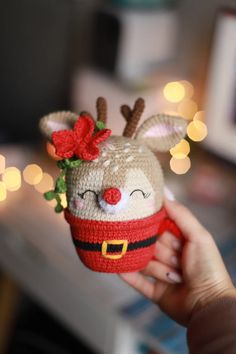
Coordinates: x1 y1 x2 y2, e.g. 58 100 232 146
96 121 106 130
44 190 56 201
47 154 83 214
55 203 64 213
57 160 67 169
57 158 82 170
55 176 67 193
69 159 82 168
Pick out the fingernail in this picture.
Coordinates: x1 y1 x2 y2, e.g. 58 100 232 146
164 187 175 201
172 239 182 251
171 255 179 267
166 272 182 283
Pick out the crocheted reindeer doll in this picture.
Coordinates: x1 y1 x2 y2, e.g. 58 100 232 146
40 98 187 273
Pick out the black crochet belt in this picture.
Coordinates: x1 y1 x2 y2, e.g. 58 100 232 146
72 235 157 253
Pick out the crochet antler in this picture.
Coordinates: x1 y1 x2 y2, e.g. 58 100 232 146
121 98 145 138
96 97 107 124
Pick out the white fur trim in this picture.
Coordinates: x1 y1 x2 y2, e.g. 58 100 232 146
126 156 134 162
107 144 115 150
98 189 129 214
112 165 119 173
103 160 110 167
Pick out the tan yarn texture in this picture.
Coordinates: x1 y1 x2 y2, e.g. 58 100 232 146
135 114 187 152
66 136 164 221
39 111 78 141
122 98 145 138
38 99 189 273
39 101 188 224
96 97 107 124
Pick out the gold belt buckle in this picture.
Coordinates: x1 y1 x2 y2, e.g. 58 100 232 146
101 240 128 260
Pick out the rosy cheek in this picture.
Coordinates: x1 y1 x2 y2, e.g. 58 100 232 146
147 198 155 209
73 198 84 209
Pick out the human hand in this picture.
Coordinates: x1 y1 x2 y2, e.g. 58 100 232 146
120 199 236 326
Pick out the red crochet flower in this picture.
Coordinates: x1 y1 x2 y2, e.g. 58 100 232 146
51 114 111 161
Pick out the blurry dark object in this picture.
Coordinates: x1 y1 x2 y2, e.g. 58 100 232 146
0 274 20 354
110 0 177 7
189 165 230 204
204 9 236 164
6 293 96 354
0 0 78 143
178 0 236 104
91 6 177 82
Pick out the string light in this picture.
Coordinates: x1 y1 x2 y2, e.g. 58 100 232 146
163 81 185 103
177 99 198 120
179 80 194 98
164 111 179 116
170 156 191 174
60 193 67 208
0 155 6 174
193 110 205 122
23 164 43 185
0 181 7 201
34 172 54 193
2 167 22 191
170 139 190 159
187 120 208 142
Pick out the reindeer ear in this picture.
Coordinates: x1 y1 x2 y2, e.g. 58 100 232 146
135 114 187 152
39 111 79 141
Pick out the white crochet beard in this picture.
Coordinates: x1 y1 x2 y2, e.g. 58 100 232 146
98 189 129 214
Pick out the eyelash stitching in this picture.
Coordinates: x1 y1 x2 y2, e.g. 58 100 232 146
130 189 150 199
78 189 150 202
78 190 98 202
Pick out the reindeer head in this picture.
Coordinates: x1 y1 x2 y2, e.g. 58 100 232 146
39 98 187 272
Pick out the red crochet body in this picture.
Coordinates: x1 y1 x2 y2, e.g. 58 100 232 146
64 207 182 273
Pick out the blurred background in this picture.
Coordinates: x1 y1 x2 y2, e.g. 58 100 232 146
0 0 236 353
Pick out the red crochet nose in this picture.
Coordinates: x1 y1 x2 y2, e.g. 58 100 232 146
102 188 121 205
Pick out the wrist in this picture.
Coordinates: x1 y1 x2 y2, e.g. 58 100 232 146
190 286 236 320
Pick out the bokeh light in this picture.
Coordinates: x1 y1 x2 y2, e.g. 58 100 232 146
23 164 43 185
0 155 6 174
46 142 62 161
177 99 198 120
179 80 194 98
164 110 179 116
187 120 208 142
193 110 205 122
46 199 57 208
34 172 54 193
170 139 190 159
47 199 57 208
60 193 67 208
0 181 7 201
163 81 185 103
170 156 191 174
2 167 22 191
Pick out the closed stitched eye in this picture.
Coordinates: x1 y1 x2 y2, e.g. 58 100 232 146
78 190 98 201
130 189 150 199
